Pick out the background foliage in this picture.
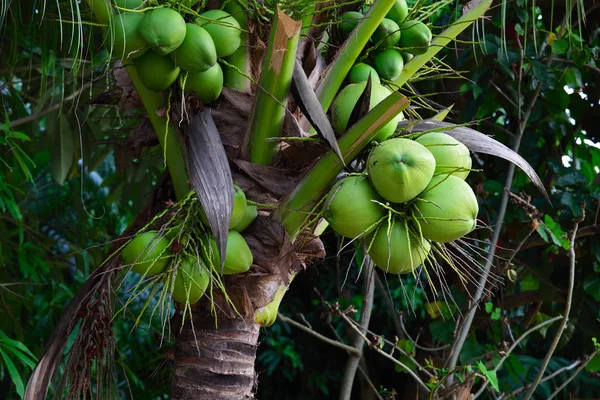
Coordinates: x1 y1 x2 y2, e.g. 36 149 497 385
1 0 600 398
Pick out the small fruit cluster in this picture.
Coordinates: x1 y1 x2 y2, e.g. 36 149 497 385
107 1 242 101
121 184 257 304
323 133 478 275
338 0 432 83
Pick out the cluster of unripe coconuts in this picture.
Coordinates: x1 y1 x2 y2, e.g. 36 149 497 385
108 0 242 101
121 186 257 304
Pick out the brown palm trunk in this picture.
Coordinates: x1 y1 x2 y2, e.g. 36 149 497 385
171 312 260 399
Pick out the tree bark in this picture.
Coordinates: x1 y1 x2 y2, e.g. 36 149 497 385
171 312 260 399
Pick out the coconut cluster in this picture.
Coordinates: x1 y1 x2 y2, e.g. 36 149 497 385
121 184 257 304
323 133 478 275
338 0 433 84
107 1 243 102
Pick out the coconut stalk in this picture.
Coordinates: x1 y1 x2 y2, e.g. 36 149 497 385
245 7 301 165
85 0 190 200
281 91 410 239
223 0 251 91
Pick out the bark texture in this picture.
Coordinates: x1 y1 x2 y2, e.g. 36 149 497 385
171 313 260 399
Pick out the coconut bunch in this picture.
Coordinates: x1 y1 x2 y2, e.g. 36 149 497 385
106 0 244 102
120 184 257 305
338 0 432 83
323 132 478 275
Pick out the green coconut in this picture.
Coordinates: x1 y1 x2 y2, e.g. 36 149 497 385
415 132 472 179
386 0 409 24
202 230 253 275
372 18 401 49
323 176 385 238
122 231 171 276
107 12 147 60
172 257 210 304
338 11 363 37
135 50 180 92
195 10 241 58
138 8 186 55
367 138 436 203
413 175 479 242
401 52 414 63
331 81 403 141
114 0 144 11
170 24 217 73
398 20 432 55
367 219 431 274
182 63 223 103
233 205 258 232
199 184 247 229
348 63 380 84
374 48 404 81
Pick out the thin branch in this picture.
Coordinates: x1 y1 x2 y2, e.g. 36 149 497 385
472 315 563 398
522 204 585 399
339 255 376 400
398 312 451 352
504 359 581 399
547 348 600 400
374 273 404 341
277 313 362 357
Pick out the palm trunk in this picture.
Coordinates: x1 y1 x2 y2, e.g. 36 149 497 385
171 312 260 399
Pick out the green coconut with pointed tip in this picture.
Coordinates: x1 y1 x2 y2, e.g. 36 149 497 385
367 138 436 204
122 231 172 276
398 20 432 55
348 63 380 84
367 219 431 274
331 81 403 142
201 230 253 275
199 184 247 229
413 175 479 243
106 12 147 60
114 0 144 11
374 48 404 80
323 176 385 238
372 18 401 49
172 256 210 304
338 11 363 37
138 8 186 55
233 205 258 232
195 10 241 58
415 132 472 179
182 63 223 103
386 0 409 24
135 50 180 92
170 24 217 73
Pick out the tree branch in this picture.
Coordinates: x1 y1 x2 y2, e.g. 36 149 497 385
547 348 600 400
505 359 581 398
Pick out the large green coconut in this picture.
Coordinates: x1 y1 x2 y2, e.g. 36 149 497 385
338 11 363 37
114 0 144 11
372 18 401 49
172 257 210 304
195 10 241 58
122 231 171 276
233 205 258 232
135 50 180 92
368 219 431 274
107 12 147 60
170 24 217 73
323 176 385 238
374 48 404 81
398 20 432 55
182 63 223 103
138 8 186 55
331 81 403 141
413 175 479 242
386 0 409 24
348 63 380 84
415 132 472 179
367 138 436 203
201 230 253 275
199 184 247 229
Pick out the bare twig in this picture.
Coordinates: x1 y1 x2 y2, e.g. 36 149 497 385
547 348 600 400
504 359 581 399
374 273 404 340
522 204 585 399
339 256 376 400
399 312 451 352
277 313 362 357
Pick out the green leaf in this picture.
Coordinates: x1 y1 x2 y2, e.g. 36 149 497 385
485 302 493 313
0 348 25 399
585 353 600 372
477 361 499 391
521 274 540 291
551 39 569 55
50 114 74 186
